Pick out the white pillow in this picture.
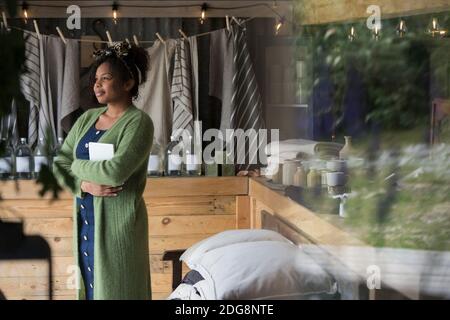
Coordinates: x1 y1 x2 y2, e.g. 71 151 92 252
191 241 336 300
180 229 292 268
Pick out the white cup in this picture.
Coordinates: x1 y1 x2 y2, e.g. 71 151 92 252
326 171 346 187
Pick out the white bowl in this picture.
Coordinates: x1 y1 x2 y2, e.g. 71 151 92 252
326 160 347 172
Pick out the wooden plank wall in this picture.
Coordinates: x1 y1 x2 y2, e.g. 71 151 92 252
0 177 248 300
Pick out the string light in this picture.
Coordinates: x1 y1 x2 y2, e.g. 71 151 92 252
372 24 381 41
112 3 119 25
348 26 356 42
22 2 28 24
396 19 407 37
200 3 207 24
427 17 448 38
275 16 285 35
428 17 441 37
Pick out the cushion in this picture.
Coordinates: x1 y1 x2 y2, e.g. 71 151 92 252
191 241 337 300
180 229 292 268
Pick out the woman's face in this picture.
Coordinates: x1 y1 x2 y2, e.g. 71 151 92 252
93 62 133 104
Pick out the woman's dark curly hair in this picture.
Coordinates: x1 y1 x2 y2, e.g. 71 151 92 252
90 42 149 100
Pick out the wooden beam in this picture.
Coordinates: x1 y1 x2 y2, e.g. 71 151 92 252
297 0 450 25
0 177 248 199
3 1 292 18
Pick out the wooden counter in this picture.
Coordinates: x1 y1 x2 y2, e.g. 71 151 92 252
0 177 249 300
2 176 415 300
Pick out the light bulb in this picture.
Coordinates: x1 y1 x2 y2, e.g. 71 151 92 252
348 26 356 41
396 19 407 37
275 16 285 35
22 2 28 23
112 3 118 25
372 25 381 41
428 17 441 37
200 3 207 24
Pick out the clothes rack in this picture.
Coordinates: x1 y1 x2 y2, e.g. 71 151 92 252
3 16 253 45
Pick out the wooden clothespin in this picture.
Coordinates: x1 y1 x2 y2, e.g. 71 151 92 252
231 16 242 26
133 35 140 46
178 29 188 41
105 30 113 46
155 32 165 44
2 11 10 31
125 38 130 45
225 15 230 31
33 20 41 40
56 26 67 44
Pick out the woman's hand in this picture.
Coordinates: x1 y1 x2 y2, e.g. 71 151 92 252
81 181 123 197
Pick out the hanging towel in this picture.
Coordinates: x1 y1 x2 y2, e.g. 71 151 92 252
188 36 199 121
209 28 235 133
171 39 194 139
188 36 202 147
39 35 62 145
230 24 266 171
20 31 40 148
135 39 176 148
60 39 80 137
0 100 19 146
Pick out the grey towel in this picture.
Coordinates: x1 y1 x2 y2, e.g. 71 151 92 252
60 39 80 136
39 35 62 144
188 36 199 121
209 28 235 133
134 39 176 148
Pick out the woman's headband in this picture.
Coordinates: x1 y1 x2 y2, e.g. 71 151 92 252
93 41 142 84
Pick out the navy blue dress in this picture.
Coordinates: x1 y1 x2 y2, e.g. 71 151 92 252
75 124 107 300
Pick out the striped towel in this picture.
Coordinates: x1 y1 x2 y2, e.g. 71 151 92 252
230 24 266 171
171 39 194 139
21 32 40 148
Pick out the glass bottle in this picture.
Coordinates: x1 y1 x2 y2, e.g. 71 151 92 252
183 135 201 176
148 140 163 177
307 168 320 189
52 137 64 161
15 137 33 180
205 150 218 176
339 136 353 160
164 135 182 176
221 150 235 176
51 137 63 172
293 166 307 188
33 137 49 178
0 137 14 180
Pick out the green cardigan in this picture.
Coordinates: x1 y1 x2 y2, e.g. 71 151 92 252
53 104 154 300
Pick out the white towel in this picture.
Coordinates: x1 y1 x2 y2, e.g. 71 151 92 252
266 139 318 156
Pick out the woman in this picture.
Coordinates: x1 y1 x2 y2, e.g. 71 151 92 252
53 42 154 300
